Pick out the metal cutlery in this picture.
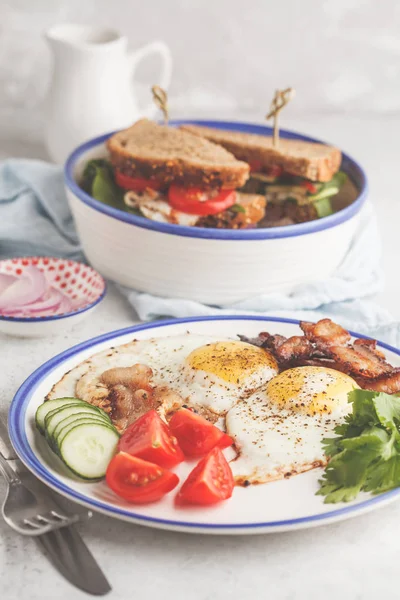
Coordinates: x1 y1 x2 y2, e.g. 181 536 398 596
0 418 85 536
37 524 112 596
0 416 111 595
0 451 81 535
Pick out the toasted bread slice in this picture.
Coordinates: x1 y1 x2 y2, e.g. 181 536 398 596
180 124 341 182
107 119 249 189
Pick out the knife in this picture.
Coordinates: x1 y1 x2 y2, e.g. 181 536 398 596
0 418 111 596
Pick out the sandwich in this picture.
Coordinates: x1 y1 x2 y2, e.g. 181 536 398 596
180 124 347 226
103 119 266 229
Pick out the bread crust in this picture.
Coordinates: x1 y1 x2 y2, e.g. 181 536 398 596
107 120 249 189
180 125 341 182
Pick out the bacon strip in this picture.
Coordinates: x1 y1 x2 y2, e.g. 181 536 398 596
274 336 314 362
300 318 351 348
356 370 400 394
323 345 393 379
240 318 400 394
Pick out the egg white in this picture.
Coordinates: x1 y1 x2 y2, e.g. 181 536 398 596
52 334 278 417
226 367 357 485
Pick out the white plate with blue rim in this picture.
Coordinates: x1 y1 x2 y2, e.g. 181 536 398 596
8 316 400 535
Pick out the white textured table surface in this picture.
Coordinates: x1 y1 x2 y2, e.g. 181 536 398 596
1 114 400 600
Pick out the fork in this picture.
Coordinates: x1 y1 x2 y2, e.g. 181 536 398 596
0 451 82 535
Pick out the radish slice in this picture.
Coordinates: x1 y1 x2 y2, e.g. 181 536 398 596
22 288 63 313
0 274 17 295
0 264 90 318
0 266 47 310
1 290 65 316
56 294 73 314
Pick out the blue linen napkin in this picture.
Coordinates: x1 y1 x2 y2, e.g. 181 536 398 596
0 158 397 345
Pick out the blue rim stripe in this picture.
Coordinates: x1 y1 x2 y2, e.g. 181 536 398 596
8 315 400 531
64 119 368 241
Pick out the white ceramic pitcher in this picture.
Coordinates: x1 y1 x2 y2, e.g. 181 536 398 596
44 24 173 164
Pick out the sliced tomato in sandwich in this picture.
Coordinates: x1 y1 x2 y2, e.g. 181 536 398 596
115 171 162 191
168 186 236 215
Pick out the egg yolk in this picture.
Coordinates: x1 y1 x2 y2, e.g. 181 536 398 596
185 341 278 386
265 366 358 415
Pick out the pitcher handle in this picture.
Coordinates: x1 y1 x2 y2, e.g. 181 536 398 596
129 41 173 119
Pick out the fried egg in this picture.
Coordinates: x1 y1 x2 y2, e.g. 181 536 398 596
226 366 359 484
176 340 278 413
48 335 278 425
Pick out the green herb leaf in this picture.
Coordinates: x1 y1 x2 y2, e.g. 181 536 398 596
372 393 400 430
81 159 124 208
314 197 333 218
81 159 113 194
364 454 400 494
309 171 347 207
230 203 246 214
317 390 400 504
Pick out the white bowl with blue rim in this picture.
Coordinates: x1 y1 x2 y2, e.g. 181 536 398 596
64 120 367 305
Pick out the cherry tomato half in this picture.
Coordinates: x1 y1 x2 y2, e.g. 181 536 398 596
168 185 236 215
169 408 233 458
115 170 162 191
106 452 179 504
175 447 235 506
118 410 184 469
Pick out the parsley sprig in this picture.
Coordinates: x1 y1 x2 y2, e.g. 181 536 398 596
317 390 400 503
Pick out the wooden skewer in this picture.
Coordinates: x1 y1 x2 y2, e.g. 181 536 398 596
151 85 169 125
266 87 295 147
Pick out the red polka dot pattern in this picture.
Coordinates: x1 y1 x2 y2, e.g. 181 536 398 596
0 256 106 318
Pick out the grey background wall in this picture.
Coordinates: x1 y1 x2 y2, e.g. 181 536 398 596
1 0 399 143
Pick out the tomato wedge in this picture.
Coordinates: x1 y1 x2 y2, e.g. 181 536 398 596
118 410 184 468
115 170 162 191
106 452 179 504
168 185 236 215
176 447 234 506
169 408 233 458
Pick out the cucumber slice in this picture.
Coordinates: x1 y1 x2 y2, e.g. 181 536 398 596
59 422 120 480
55 417 116 455
45 404 110 446
35 398 84 434
53 413 111 452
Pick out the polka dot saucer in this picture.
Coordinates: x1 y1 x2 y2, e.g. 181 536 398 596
0 257 106 337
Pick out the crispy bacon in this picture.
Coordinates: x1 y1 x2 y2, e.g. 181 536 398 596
241 318 400 394
274 336 314 363
289 357 348 372
356 370 400 394
238 332 285 351
353 338 387 361
300 319 351 348
240 332 314 364
323 345 393 379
